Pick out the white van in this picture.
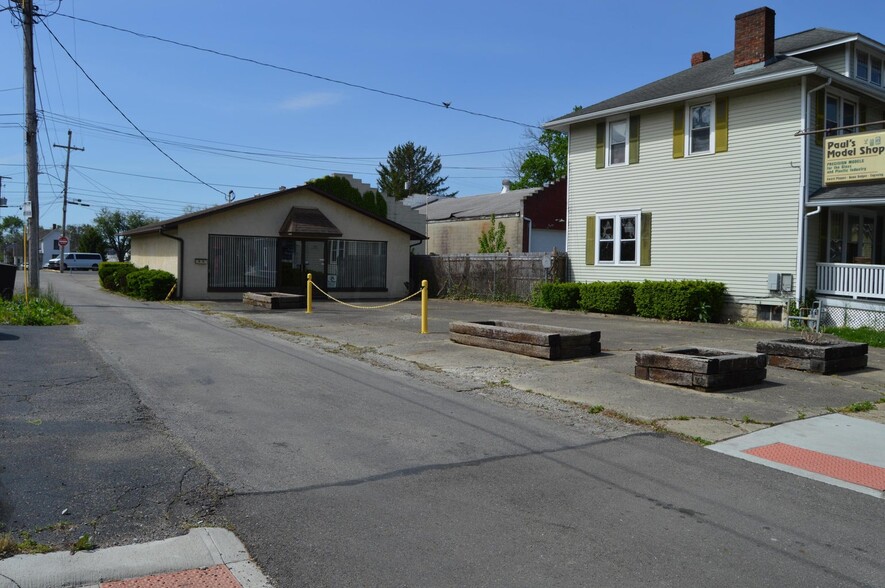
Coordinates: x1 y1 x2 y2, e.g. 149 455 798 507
48 252 104 271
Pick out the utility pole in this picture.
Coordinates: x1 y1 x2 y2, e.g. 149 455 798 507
53 130 84 272
19 0 40 292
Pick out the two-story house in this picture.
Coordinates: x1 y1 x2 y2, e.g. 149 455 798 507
545 7 885 327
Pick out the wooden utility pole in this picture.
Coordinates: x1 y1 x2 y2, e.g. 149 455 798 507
53 130 84 272
19 0 40 291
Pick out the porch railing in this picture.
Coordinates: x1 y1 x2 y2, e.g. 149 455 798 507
816 262 885 300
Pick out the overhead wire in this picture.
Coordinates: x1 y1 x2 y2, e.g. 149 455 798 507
39 19 228 198
54 12 540 130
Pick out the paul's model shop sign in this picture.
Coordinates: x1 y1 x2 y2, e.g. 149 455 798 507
824 130 885 184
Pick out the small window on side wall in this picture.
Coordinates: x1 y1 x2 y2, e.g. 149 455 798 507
689 103 712 155
608 119 628 166
597 212 639 265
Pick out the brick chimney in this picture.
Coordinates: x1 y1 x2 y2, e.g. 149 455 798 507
734 7 775 70
691 51 711 67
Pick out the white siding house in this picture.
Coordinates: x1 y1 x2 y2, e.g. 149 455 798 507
547 7 885 326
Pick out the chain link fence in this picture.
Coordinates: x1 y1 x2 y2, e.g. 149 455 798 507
821 302 885 330
411 252 567 302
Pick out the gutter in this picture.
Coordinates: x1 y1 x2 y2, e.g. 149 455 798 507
159 229 184 300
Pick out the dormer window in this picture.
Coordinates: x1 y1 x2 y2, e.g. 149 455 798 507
855 49 883 87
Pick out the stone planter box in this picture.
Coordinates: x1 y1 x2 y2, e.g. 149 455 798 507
756 339 868 374
449 320 601 360
635 347 767 392
242 292 306 310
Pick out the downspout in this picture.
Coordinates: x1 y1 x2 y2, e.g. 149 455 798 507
159 229 184 300
798 77 832 305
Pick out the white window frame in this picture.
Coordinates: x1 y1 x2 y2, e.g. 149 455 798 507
855 48 883 87
596 210 641 266
824 90 859 136
606 117 629 167
685 99 715 156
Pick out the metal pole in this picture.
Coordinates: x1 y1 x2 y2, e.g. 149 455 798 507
22 0 40 292
53 130 84 272
306 273 312 314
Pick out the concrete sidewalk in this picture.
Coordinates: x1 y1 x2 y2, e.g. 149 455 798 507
0 528 272 588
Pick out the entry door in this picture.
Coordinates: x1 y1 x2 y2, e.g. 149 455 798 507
278 239 326 292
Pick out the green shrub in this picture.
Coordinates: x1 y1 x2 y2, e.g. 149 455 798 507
578 281 638 315
98 262 139 292
634 280 727 322
530 282 581 310
125 269 176 300
0 292 77 326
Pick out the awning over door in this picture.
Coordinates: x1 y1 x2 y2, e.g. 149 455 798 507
809 183 885 206
278 207 343 238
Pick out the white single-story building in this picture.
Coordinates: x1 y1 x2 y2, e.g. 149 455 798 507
124 185 426 300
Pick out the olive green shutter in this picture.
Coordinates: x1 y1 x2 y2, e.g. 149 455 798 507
672 107 685 159
640 212 652 266
585 215 596 265
815 92 825 146
595 123 606 169
629 115 640 164
714 98 728 153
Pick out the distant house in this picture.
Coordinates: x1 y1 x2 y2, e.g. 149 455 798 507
413 179 566 254
546 6 885 326
38 225 62 267
124 185 425 300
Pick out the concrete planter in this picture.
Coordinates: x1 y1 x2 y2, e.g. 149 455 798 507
449 320 601 360
635 347 767 392
756 339 868 374
242 292 306 310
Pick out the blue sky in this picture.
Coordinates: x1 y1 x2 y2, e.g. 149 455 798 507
1 0 883 228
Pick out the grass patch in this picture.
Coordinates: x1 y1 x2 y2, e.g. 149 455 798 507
0 290 77 326
838 401 876 413
70 533 95 553
822 326 885 348
587 405 605 414
690 436 713 446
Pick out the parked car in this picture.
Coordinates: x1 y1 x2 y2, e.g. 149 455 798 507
47 252 104 271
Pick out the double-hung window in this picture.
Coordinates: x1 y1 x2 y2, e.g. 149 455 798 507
856 50 883 87
597 212 639 265
688 102 712 155
608 118 628 166
825 94 858 135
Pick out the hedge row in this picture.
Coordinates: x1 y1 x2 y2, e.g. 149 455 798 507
531 280 726 323
98 262 177 301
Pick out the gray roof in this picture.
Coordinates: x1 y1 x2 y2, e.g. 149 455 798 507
418 187 540 221
546 28 858 128
809 182 885 204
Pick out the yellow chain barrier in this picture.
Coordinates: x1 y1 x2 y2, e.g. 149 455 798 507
306 274 428 334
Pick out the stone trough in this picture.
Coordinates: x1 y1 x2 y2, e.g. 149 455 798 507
635 347 767 392
449 320 601 360
756 339 868 374
242 292 306 310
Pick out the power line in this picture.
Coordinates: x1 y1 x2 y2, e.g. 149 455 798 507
39 20 228 198
54 12 539 130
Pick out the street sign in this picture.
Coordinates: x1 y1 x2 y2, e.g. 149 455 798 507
58 236 69 247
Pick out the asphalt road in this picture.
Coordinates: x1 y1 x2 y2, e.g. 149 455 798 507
17 271 885 587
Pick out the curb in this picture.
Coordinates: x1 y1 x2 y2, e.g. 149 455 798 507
0 528 272 588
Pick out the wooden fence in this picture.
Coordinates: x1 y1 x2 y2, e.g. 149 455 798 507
411 252 567 302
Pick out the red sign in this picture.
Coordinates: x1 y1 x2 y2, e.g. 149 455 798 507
58 236 69 247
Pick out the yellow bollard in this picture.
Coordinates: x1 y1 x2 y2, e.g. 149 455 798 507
306 273 313 314
420 279 428 334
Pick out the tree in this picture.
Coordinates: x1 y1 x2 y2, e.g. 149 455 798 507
0 216 24 264
77 224 107 255
307 175 387 217
377 142 456 200
478 214 507 253
508 107 581 189
93 208 159 262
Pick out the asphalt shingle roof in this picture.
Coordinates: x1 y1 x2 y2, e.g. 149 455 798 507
546 28 858 126
418 187 540 221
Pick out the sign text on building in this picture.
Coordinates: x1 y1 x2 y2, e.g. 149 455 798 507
824 130 885 184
